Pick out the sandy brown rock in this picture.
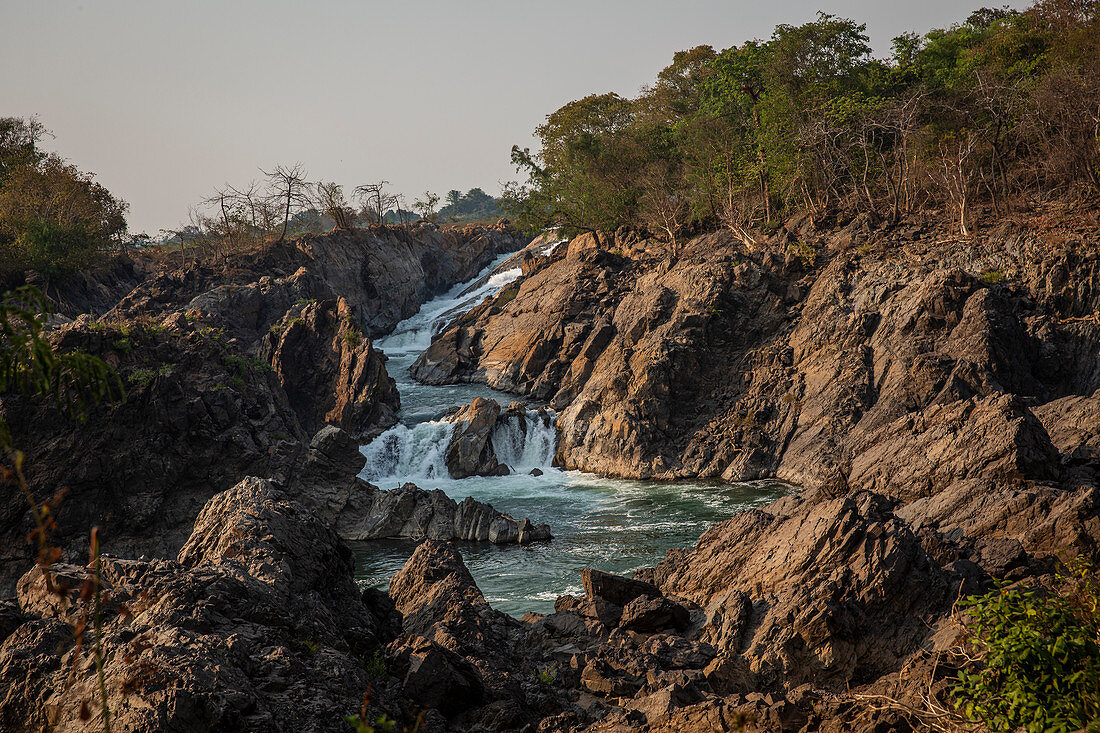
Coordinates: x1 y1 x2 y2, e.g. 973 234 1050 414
445 396 503 478
0 478 400 733
642 492 960 689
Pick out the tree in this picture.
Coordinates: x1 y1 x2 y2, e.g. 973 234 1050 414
0 153 128 279
413 191 440 221
261 163 311 242
445 189 462 212
313 181 355 231
355 181 399 226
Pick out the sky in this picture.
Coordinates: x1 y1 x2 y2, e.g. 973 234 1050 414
2 0 1029 235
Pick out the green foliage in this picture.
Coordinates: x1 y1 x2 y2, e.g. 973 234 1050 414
537 663 558 686
979 267 1006 284
0 121 128 279
437 187 501 222
496 285 520 306
342 322 362 348
222 353 272 377
344 713 397 733
0 286 123 447
127 364 174 389
362 649 386 679
951 560 1100 733
504 1 1100 242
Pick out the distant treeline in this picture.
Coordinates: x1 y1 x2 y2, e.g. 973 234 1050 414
0 123 508 280
503 1 1100 245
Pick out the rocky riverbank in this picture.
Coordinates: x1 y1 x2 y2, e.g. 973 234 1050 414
1 209 1097 731
0 221 528 592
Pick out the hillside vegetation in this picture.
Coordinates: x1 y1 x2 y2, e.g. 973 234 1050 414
505 0 1100 246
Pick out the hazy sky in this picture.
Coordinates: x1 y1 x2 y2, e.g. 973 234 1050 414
2 0 1027 234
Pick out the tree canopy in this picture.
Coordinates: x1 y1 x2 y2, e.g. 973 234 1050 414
504 1 1100 241
0 118 128 281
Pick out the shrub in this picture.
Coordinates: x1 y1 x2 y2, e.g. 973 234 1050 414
342 322 362 348
537 663 558 686
362 649 386 679
951 559 1100 733
979 268 1006 285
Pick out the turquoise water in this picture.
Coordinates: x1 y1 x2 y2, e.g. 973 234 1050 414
350 473 788 617
352 250 791 617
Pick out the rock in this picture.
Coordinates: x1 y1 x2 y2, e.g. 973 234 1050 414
260 297 399 440
445 397 502 478
329 482 551 546
0 324 309 593
488 515 520 544
0 600 24 644
619 595 690 633
388 540 514 644
581 658 643 697
530 467 544 476
0 478 400 732
518 518 553 545
582 569 661 608
387 540 530 702
647 492 959 689
0 223 527 593
411 226 1100 503
386 634 484 717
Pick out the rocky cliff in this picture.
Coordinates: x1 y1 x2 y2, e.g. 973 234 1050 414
0 222 528 593
414 211 1100 561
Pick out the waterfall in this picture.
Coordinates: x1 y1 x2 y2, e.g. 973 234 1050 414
359 421 455 484
492 410 557 472
375 264 522 357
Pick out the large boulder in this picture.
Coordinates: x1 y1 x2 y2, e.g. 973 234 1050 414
329 482 551 546
643 492 962 689
445 397 503 478
0 478 400 733
260 297 399 440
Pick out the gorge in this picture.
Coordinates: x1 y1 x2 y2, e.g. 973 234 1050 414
2 3 1099 730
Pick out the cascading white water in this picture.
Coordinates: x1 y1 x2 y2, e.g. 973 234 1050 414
359 420 454 484
375 265 522 357
353 236 793 618
492 410 557 471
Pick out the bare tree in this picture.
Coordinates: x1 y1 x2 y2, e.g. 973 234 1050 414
936 131 978 236
201 186 243 264
355 181 399 225
313 181 355 231
262 163 311 241
638 160 691 257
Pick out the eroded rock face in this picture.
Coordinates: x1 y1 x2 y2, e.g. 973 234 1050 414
414 223 1098 487
333 482 551 546
0 322 309 593
643 492 960 689
260 297 399 439
0 478 400 733
445 397 503 478
1 223 527 595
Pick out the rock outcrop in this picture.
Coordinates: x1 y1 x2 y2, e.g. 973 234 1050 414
260 297 399 439
445 397 504 478
412 215 1100 558
1 223 528 595
441 398 556 478
0 320 307 593
333 482 551 545
0 478 403 733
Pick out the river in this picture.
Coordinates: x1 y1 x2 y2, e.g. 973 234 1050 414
351 248 790 617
